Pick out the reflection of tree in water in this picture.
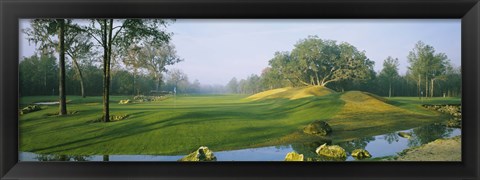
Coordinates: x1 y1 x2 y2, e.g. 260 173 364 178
408 124 453 147
336 137 375 156
36 154 91 161
103 155 109 161
274 145 291 150
383 132 400 144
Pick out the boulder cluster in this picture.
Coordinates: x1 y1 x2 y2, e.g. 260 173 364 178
284 144 372 161
133 95 168 102
20 105 42 115
422 104 461 117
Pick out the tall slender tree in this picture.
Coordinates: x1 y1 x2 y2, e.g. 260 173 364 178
80 19 172 122
24 19 68 115
65 26 94 98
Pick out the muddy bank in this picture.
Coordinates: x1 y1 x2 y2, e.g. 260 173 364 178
393 135 461 161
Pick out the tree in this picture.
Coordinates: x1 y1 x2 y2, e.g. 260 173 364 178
269 36 374 88
81 19 172 122
429 53 450 97
140 42 182 92
122 45 143 95
19 53 58 96
24 19 68 115
378 57 400 97
65 26 94 98
260 67 286 90
166 69 187 92
407 41 450 98
227 77 239 94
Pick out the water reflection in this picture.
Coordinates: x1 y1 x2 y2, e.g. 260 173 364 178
383 133 400 144
337 137 375 156
408 124 453 147
20 123 461 162
103 155 109 162
35 154 91 161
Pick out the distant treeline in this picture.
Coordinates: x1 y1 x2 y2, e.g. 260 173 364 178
226 36 461 97
19 53 226 96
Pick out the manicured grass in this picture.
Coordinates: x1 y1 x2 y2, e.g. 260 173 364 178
386 96 461 115
19 88 459 156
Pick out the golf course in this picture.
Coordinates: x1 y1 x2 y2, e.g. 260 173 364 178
19 19 461 161
19 86 459 156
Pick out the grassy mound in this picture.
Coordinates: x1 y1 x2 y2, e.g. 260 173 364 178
247 86 335 100
327 91 444 141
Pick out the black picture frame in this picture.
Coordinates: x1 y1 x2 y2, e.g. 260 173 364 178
1 0 479 179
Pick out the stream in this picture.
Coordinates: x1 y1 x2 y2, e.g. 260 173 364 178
19 123 461 161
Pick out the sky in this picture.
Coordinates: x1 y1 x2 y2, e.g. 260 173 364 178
20 19 461 85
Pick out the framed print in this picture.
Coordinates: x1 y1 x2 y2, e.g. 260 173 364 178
1 0 479 179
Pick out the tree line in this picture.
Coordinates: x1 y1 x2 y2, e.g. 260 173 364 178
226 36 461 98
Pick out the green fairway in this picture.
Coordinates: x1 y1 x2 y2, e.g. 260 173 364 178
19 87 460 155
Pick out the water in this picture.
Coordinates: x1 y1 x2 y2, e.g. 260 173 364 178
19 123 461 161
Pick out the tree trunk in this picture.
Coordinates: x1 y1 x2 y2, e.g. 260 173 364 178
425 75 428 98
156 73 161 91
417 74 421 99
71 57 86 98
133 68 137 95
102 19 113 123
389 82 392 98
58 19 67 115
44 69 47 95
430 79 435 98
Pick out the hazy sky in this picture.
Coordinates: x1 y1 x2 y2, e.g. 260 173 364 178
20 19 461 85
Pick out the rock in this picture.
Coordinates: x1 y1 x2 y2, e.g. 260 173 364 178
20 105 42 115
109 114 128 121
179 146 217 161
284 152 304 161
398 132 412 139
303 120 332 136
118 99 131 104
315 143 346 159
351 149 372 159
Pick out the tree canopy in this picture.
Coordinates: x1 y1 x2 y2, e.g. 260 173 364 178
268 36 374 87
